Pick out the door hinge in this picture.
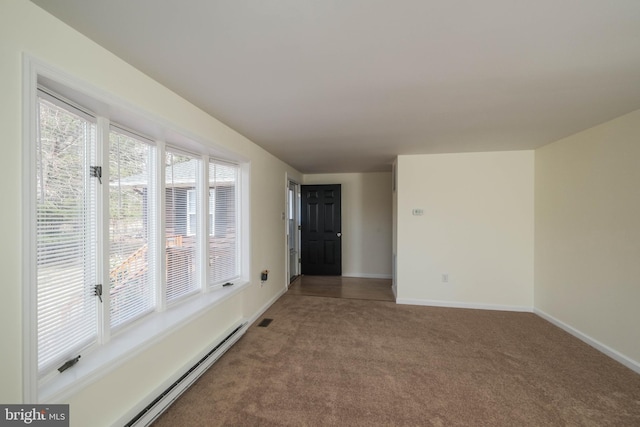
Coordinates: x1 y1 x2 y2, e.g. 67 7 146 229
90 166 102 184
94 284 103 303
298 225 302 231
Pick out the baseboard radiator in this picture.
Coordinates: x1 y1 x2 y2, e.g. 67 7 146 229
126 321 248 427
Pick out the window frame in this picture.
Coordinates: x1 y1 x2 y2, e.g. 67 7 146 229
34 90 101 378
22 56 250 403
208 158 241 286
164 147 202 304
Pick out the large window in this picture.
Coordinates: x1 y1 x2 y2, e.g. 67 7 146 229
32 87 244 387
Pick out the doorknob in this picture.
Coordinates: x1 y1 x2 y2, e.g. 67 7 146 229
337 232 342 237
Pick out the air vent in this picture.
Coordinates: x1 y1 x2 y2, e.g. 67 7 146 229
257 318 273 327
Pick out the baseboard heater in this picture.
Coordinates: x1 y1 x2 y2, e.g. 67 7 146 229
125 321 248 427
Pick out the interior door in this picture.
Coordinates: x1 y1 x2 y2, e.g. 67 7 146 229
301 184 342 275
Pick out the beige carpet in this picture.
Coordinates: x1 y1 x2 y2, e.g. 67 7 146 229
152 295 640 426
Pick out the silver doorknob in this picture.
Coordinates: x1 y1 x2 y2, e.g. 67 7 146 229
337 232 342 237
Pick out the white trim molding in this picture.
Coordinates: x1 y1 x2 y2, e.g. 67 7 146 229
535 308 640 375
396 298 533 313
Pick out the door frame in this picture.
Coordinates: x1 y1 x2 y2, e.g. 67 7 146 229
285 176 301 287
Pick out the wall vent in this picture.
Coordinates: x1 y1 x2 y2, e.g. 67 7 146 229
257 318 273 327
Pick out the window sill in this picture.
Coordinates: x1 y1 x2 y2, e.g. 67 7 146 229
38 280 249 402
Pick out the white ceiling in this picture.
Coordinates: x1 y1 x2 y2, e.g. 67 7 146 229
31 0 640 173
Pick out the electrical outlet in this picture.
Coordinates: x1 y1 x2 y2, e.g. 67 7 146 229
442 273 449 283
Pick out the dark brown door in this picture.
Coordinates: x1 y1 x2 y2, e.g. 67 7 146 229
301 184 341 275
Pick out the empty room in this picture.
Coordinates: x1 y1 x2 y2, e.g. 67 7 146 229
1 1 639 426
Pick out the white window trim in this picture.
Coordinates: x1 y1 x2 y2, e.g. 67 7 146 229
22 55 251 403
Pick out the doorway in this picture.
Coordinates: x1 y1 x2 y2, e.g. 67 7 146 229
287 180 300 283
300 184 342 275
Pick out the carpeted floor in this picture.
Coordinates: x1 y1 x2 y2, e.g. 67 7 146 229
152 295 640 426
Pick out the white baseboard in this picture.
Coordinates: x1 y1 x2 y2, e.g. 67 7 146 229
247 286 288 326
342 273 393 279
115 286 287 427
115 320 248 427
534 308 640 375
396 297 532 313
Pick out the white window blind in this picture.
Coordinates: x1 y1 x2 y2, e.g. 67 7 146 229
109 128 156 329
165 150 200 302
209 160 239 284
36 94 98 375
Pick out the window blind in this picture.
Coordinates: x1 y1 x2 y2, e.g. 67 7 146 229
36 95 98 374
209 160 239 284
109 128 156 329
165 150 200 302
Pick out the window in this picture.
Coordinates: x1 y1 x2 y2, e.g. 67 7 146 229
30 83 245 393
208 160 239 284
109 128 156 329
165 150 200 302
36 93 98 376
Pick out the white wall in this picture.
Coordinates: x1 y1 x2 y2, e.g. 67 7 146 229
303 172 392 279
0 1 301 424
396 151 534 310
535 109 640 369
